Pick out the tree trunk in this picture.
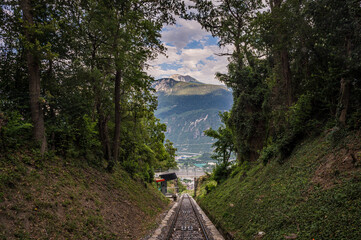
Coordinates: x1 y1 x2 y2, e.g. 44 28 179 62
338 78 350 126
110 69 122 170
337 38 352 126
280 49 293 106
270 0 293 107
98 112 111 161
21 0 47 154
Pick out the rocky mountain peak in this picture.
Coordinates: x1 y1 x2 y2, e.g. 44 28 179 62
169 74 201 83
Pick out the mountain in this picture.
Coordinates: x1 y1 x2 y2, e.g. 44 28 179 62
169 74 200 83
153 75 233 154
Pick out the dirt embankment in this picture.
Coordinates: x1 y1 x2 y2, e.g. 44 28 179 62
0 153 169 239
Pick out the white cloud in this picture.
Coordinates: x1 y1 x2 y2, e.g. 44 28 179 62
146 15 234 85
147 45 232 85
161 17 208 50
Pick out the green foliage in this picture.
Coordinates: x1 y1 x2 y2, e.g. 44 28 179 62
230 161 251 178
177 179 187 193
277 93 315 163
205 180 217 193
211 163 231 184
192 0 361 170
287 93 313 133
0 111 32 150
0 0 182 181
204 112 234 165
197 131 361 239
259 144 278 165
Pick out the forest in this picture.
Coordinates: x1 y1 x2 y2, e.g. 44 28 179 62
192 1 361 238
196 0 361 178
0 0 185 182
1 0 360 194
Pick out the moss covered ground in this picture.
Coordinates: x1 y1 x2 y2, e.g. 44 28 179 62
196 131 361 239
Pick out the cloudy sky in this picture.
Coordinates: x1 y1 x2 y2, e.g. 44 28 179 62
146 17 232 85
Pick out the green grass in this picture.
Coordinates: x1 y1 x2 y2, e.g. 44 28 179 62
196 131 361 239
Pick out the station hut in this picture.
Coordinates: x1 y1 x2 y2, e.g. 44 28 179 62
156 172 178 195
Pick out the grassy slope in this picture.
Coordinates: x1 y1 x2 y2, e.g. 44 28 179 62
196 131 361 239
0 151 168 239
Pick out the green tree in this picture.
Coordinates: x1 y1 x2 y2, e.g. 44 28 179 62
204 112 234 165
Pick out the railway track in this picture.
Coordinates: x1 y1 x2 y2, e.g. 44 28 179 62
166 194 209 240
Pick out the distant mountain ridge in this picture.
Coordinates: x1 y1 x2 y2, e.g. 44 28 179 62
169 74 200 83
153 75 233 153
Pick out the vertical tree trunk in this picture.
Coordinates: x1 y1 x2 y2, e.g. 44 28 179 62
338 78 350 126
98 110 111 162
337 38 352 126
280 49 293 106
110 69 122 170
270 0 293 107
21 0 47 154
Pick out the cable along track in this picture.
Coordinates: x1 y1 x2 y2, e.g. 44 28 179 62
166 194 209 240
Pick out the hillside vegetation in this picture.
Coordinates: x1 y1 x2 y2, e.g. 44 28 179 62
0 151 168 239
190 2 361 239
196 130 361 239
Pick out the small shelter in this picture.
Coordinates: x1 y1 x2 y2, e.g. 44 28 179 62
157 172 178 195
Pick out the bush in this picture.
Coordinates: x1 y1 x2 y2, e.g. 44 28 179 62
212 163 231 184
262 93 315 164
205 180 217 193
287 93 313 133
0 111 32 151
259 144 278 165
230 161 251 177
277 131 301 163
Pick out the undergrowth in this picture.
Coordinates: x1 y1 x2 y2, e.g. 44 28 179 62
196 131 361 239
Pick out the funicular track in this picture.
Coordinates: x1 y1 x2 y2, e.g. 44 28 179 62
166 194 209 240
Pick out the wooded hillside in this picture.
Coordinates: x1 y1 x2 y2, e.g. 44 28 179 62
0 0 186 180
191 0 361 167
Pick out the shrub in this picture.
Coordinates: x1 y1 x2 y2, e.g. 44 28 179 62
205 180 217 193
0 111 32 151
263 93 315 164
287 93 313 133
230 161 251 177
212 163 231 184
259 144 278 165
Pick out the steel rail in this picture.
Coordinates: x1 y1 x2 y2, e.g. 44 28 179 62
166 194 209 240
188 194 210 240
165 194 184 240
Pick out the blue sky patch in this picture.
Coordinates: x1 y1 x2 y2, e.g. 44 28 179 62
206 55 217 61
198 60 205 65
184 40 204 49
159 62 182 71
204 36 219 46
